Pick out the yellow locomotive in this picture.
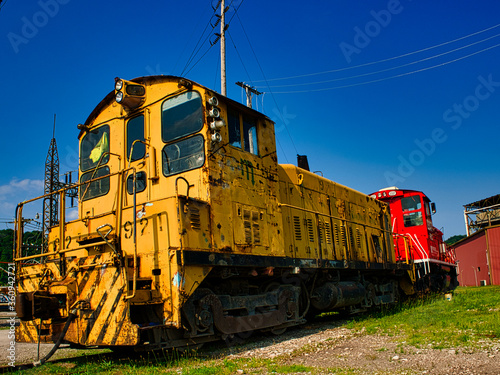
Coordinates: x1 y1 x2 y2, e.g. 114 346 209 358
14 76 413 354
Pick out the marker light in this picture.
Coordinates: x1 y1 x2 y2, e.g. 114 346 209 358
210 120 225 130
211 132 222 142
208 96 218 106
208 108 220 118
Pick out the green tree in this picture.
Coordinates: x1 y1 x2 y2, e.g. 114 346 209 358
0 229 43 285
0 229 14 285
445 234 467 246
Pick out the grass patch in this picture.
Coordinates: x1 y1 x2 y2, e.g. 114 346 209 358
345 286 500 348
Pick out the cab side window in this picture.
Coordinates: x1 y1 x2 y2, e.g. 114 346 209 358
242 115 258 155
227 107 259 156
79 125 110 201
127 115 145 162
228 109 241 148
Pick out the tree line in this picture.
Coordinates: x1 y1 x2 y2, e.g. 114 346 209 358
0 229 42 285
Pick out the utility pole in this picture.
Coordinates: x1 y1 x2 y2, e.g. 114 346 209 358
220 0 227 96
236 82 262 109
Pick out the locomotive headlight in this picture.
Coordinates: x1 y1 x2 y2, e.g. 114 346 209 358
116 91 124 103
114 77 146 109
115 78 123 91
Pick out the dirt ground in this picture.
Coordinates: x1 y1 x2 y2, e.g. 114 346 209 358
0 317 498 374
224 320 499 375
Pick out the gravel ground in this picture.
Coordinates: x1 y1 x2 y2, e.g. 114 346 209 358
0 326 108 367
1 317 498 374
224 320 500 375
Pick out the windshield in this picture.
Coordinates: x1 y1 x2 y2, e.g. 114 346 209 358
80 125 110 172
401 195 423 227
80 166 110 201
401 195 421 212
162 91 203 142
162 135 204 176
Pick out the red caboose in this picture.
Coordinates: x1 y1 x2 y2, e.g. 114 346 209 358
370 187 458 292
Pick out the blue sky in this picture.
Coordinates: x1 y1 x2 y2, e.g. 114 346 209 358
0 0 499 237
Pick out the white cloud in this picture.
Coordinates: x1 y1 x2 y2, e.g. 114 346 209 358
0 178 44 199
0 178 44 221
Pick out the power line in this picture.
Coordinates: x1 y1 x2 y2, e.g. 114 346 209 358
234 12 297 159
227 30 252 83
181 0 245 77
183 43 218 77
173 1 214 75
0 0 8 12
180 2 221 76
259 32 500 89
270 42 500 94
253 22 500 84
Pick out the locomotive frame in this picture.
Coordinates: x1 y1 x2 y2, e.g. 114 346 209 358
14 76 414 353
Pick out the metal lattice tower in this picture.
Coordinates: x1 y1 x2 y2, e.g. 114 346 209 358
42 116 60 251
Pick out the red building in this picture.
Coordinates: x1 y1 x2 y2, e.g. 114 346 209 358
451 193 500 286
451 226 500 286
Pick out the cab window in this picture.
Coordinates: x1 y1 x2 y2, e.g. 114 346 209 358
162 135 204 176
243 115 258 155
80 125 110 172
403 211 423 227
228 109 241 148
80 125 110 201
162 91 203 142
227 108 259 156
401 195 423 227
80 166 110 201
401 196 421 211
127 171 147 194
127 115 145 162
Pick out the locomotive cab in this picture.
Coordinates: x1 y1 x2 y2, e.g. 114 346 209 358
371 187 458 292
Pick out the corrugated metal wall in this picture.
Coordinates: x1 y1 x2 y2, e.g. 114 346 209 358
454 231 489 286
486 226 500 285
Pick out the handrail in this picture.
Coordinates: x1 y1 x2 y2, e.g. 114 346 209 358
14 241 108 262
14 167 136 261
80 151 121 202
125 168 138 300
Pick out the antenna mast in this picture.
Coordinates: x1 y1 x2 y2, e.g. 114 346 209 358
220 0 227 96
